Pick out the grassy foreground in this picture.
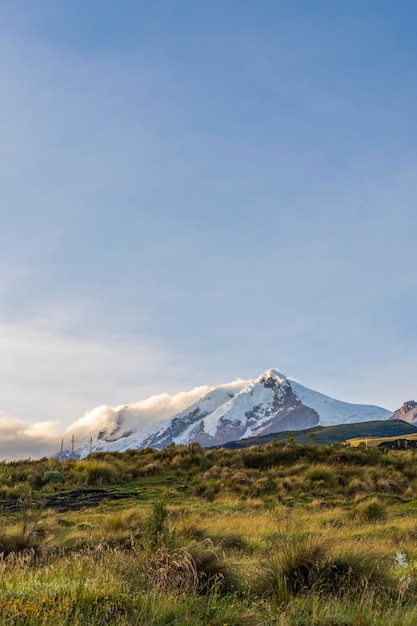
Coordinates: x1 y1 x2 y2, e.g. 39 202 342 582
1 442 417 624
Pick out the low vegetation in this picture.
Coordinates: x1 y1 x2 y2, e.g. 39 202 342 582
1 441 417 623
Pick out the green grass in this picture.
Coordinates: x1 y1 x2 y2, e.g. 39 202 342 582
1 443 417 623
348 432 417 447
220 419 417 448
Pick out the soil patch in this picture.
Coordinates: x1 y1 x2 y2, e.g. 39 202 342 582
0 488 132 513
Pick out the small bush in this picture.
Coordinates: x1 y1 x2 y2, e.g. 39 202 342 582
147 500 169 546
43 471 65 484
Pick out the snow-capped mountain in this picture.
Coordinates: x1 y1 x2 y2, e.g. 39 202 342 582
69 369 391 458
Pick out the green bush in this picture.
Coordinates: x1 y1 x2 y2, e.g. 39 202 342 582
43 470 65 484
147 500 169 546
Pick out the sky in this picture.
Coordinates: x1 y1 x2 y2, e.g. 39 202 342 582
1 1 417 458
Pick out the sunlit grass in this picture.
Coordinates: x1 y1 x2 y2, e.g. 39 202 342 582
1 443 417 622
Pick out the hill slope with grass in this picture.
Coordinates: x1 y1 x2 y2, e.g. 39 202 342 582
218 419 417 448
2 441 417 623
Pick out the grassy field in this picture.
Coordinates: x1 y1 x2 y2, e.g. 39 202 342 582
347 432 417 447
1 442 417 624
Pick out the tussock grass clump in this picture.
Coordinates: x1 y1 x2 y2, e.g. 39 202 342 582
0 498 57 554
0 484 11 499
215 532 248 551
76 460 118 486
193 479 220 501
355 497 387 522
375 478 404 495
146 539 238 595
252 534 328 600
251 533 392 602
137 461 162 476
170 453 193 470
175 518 207 541
103 508 143 533
346 477 368 495
305 464 335 484
230 471 253 487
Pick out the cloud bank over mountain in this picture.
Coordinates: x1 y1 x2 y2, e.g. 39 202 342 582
0 385 215 460
66 386 213 442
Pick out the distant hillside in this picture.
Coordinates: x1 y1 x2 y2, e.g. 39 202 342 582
217 419 417 449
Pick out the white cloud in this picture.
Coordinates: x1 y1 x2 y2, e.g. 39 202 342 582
0 384 213 460
66 386 212 442
0 413 60 460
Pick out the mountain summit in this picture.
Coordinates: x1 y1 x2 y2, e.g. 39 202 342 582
69 370 391 457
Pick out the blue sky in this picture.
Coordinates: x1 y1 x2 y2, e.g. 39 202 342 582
1 1 417 441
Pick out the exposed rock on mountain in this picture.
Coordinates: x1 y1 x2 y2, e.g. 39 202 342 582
390 400 417 424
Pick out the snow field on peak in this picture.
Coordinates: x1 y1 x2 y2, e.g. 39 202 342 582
202 380 275 435
290 381 391 426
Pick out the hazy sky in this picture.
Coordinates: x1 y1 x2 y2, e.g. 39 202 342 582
1 1 417 453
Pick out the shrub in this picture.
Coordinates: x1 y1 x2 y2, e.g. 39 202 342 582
147 500 169 546
43 471 65 484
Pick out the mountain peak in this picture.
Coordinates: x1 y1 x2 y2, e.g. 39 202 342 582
258 369 287 384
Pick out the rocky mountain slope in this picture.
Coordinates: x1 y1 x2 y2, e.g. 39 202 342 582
390 400 417 425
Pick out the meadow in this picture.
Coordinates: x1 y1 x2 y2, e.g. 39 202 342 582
1 441 417 624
